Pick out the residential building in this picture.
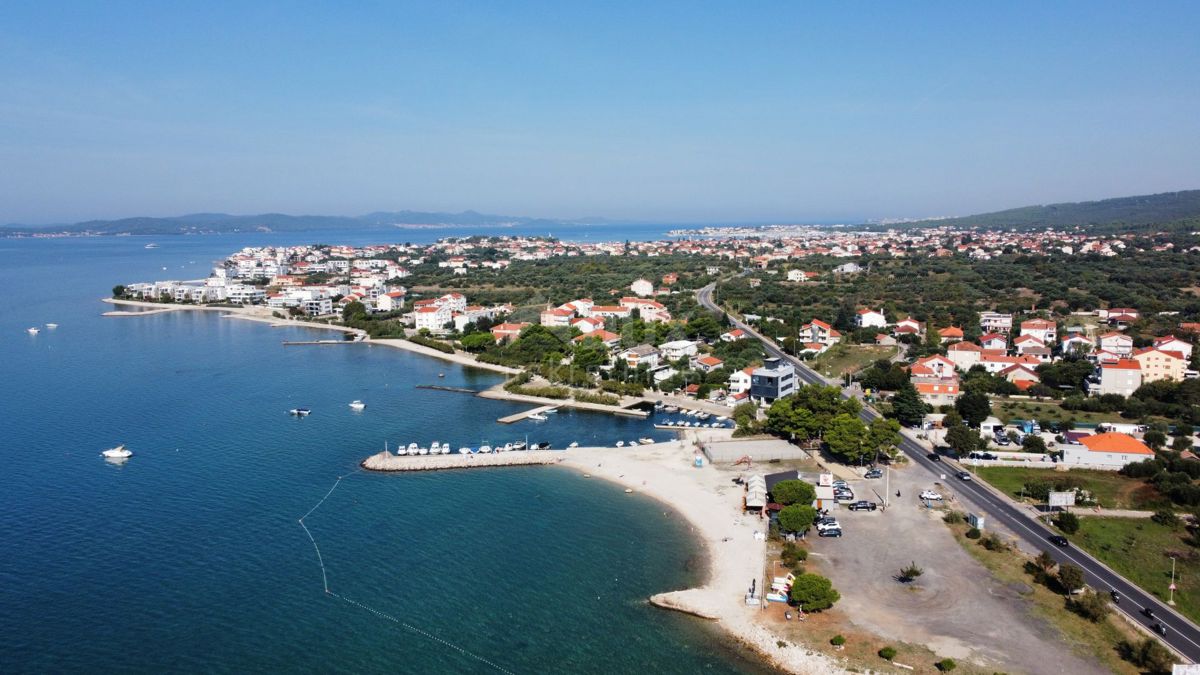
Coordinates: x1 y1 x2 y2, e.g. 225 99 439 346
720 328 747 342
946 341 982 372
630 278 654 297
1060 334 1094 356
618 297 672 322
855 308 887 329
979 333 1007 351
1154 336 1193 362
938 326 963 343
540 307 575 327
622 344 660 369
727 367 754 394
1019 318 1057 343
999 364 1040 391
571 316 605 334
659 340 698 361
979 311 1013 334
750 357 796 404
799 319 841 345
893 317 924 338
1098 332 1133 357
1132 347 1187 383
303 297 333 316
1095 359 1142 397
376 290 407 313
414 305 452 331
980 352 1041 374
1062 432 1154 468
693 355 724 373
491 322 530 344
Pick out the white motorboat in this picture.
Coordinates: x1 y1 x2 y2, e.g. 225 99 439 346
144 243 159 249
716 415 728 421
479 444 492 454
639 438 655 445
502 443 513 452
27 327 39 334
45 323 58 329
545 408 558 414
512 441 527 451
527 413 548 421
288 408 311 417
397 445 409 456
101 444 132 459
430 442 441 454
349 400 366 411
568 441 579 448
439 443 450 455
458 446 472 454
697 412 711 420
616 441 625 447
407 442 419 455
418 446 429 455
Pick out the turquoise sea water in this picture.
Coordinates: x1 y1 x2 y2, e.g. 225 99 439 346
0 233 768 673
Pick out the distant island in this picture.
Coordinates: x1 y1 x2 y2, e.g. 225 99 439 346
0 210 618 238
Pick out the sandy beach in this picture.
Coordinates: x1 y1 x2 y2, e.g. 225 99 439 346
554 433 847 675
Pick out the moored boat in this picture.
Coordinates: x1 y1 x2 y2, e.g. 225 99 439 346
101 444 132 459
349 400 366 411
27 327 39 334
288 408 311 416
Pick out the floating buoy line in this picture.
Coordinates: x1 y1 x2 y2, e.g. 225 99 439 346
298 469 516 675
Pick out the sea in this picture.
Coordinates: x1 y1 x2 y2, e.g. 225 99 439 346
0 226 772 674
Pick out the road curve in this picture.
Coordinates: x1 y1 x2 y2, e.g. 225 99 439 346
697 282 1200 662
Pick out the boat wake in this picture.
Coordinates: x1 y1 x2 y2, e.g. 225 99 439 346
297 470 514 675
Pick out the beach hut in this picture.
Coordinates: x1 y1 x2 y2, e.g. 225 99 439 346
745 475 768 512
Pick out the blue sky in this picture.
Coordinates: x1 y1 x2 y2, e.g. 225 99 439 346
2 1 1198 224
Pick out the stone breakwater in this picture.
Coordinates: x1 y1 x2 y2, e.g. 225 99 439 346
361 449 560 472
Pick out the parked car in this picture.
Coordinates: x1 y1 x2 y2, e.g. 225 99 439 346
956 471 972 481
980 452 997 460
995 436 1010 446
919 490 944 501
1048 535 1069 547
818 527 843 538
832 480 848 488
849 501 877 511
864 469 883 479
816 519 841 531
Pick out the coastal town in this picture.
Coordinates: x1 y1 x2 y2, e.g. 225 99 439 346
103 225 1200 674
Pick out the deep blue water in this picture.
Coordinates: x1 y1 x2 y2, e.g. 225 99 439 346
0 234 768 674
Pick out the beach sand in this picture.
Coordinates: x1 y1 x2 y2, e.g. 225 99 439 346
556 434 847 674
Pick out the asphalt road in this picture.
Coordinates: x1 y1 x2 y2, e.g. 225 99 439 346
697 282 1200 662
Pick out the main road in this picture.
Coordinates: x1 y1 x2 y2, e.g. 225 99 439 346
697 282 1200 662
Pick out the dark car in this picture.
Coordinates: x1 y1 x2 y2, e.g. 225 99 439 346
1154 623 1168 636
849 501 877 511
818 528 843 538
928 453 942 462
864 469 883 479
956 471 972 481
981 452 998 460
1049 535 1069 547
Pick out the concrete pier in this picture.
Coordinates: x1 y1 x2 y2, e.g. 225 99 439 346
497 404 560 424
361 449 559 472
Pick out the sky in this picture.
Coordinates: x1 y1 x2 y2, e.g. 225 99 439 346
2 1 1199 225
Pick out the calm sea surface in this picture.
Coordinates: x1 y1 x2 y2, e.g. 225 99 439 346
0 230 770 674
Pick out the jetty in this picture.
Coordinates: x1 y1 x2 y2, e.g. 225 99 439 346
362 449 559 472
497 404 560 424
415 384 480 394
282 339 357 346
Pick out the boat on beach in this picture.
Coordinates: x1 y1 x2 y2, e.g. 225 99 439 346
349 400 366 411
101 444 132 459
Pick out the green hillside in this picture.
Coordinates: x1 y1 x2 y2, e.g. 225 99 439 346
924 189 1200 230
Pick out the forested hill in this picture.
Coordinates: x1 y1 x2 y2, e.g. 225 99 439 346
0 210 594 237
922 190 1200 230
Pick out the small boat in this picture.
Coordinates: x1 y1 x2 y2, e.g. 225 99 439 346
536 442 551 450
397 445 409 456
45 323 58 329
568 441 579 448
419 446 430 455
654 401 665 410
479 444 492 454
544 408 558 414
616 441 625 447
430 442 441 454
101 444 132 459
664 405 679 413
512 441 527 451
458 446 472 454
438 373 445 378
288 408 311 417
349 400 366 411
639 438 655 445
716 415 728 421
407 442 419 455
27 327 39 334
144 243 159 249
528 413 548 421
502 443 513 452
697 412 711 420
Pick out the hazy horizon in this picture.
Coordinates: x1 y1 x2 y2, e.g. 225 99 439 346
3 2 1199 225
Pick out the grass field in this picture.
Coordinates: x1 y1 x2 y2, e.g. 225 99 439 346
974 466 1167 510
1071 517 1200 624
991 398 1130 426
810 344 896 378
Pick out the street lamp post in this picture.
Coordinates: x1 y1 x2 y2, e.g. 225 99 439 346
1169 556 1177 606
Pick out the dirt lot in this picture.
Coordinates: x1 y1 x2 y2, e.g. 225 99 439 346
801 463 1104 674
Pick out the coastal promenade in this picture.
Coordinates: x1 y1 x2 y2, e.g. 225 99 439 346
476 385 650 418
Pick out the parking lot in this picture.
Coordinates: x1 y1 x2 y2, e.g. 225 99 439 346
804 462 1102 674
